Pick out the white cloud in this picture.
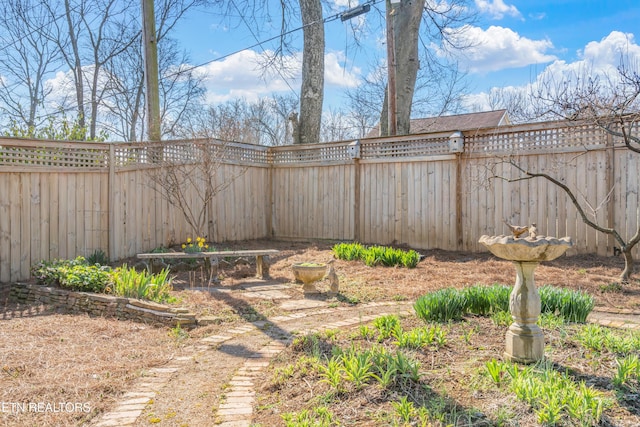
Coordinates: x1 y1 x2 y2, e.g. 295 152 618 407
580 31 640 66
325 51 361 88
442 25 557 73
197 49 361 104
464 31 640 112
475 0 521 20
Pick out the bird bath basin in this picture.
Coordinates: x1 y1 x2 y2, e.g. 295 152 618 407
479 234 573 363
292 262 327 295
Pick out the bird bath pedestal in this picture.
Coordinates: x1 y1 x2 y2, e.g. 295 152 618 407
479 234 573 363
292 263 327 295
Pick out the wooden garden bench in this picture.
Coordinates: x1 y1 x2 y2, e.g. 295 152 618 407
136 249 279 283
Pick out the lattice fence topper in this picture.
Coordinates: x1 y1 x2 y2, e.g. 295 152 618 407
0 119 636 170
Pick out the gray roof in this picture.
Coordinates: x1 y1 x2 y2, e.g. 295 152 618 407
367 109 510 137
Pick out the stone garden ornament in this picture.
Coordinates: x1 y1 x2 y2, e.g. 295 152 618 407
479 224 572 363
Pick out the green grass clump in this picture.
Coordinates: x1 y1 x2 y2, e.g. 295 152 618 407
414 284 595 325
332 242 420 268
539 285 594 323
463 284 511 315
331 242 366 261
414 288 467 322
484 360 611 425
112 265 174 303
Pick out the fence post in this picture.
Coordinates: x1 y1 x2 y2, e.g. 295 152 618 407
606 130 615 256
348 140 361 241
450 131 464 250
108 143 116 261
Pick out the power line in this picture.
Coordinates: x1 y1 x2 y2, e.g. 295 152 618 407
162 0 382 80
228 0 299 100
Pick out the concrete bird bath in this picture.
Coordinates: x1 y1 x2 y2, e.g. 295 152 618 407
292 262 327 295
479 234 573 363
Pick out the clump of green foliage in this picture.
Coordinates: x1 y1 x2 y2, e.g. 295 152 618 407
332 242 420 268
86 249 109 266
413 288 468 322
484 359 611 425
31 257 174 303
112 265 174 303
414 284 595 324
539 285 594 323
32 257 110 292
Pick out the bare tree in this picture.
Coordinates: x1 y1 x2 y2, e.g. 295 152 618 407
0 0 63 130
168 96 298 145
490 64 640 282
148 140 247 238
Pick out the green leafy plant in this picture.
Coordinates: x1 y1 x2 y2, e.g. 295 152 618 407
112 265 174 303
393 325 447 350
373 314 401 341
31 256 89 286
340 350 375 390
539 285 594 323
318 358 344 391
331 242 420 268
613 354 639 389
169 323 189 343
58 264 112 292
508 361 610 426
282 406 336 427
414 288 467 322
464 284 511 315
331 242 366 261
392 396 416 424
86 249 109 266
485 358 505 386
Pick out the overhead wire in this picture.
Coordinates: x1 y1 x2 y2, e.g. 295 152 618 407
162 0 383 80
1 0 384 132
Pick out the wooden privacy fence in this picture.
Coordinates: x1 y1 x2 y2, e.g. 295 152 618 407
1 119 639 282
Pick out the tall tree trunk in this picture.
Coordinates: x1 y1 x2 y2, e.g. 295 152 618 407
380 0 423 136
297 0 324 144
64 0 86 130
393 0 423 135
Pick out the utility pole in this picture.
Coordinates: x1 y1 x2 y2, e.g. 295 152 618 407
141 0 161 142
386 0 399 136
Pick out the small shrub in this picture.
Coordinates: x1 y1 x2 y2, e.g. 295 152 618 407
58 264 112 293
31 256 88 286
414 288 467 322
86 249 109 265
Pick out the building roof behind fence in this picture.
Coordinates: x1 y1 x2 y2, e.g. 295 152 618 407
366 109 510 138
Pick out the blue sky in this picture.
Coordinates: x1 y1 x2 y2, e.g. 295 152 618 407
172 0 640 113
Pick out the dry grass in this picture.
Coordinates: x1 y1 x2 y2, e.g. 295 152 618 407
0 307 186 426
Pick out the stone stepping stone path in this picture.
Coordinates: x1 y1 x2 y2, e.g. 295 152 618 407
91 302 640 426
91 301 413 426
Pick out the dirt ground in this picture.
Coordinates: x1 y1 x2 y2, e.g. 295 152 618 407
1 239 639 426
173 239 640 314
